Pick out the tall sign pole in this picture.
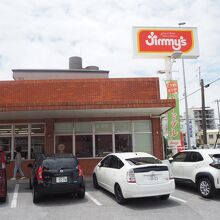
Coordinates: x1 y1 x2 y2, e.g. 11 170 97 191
132 26 200 154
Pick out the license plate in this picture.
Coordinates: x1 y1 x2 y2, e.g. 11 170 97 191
56 176 67 183
144 175 159 181
150 175 158 181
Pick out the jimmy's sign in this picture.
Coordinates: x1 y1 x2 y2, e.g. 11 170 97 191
132 27 199 58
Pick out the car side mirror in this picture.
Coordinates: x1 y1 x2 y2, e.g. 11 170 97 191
168 157 174 163
27 163 33 169
98 162 101 167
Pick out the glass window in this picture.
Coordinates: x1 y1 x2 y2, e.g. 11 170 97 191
114 122 131 132
54 123 73 134
95 122 112 133
134 133 152 153
109 156 124 169
126 157 162 165
209 134 214 139
75 122 92 134
31 136 45 159
0 137 12 160
188 152 203 162
95 135 112 157
55 136 73 154
14 124 28 135
0 125 12 135
101 156 111 167
15 137 28 159
173 152 187 162
115 134 132 152
31 124 45 135
133 120 152 132
75 135 93 158
42 158 78 170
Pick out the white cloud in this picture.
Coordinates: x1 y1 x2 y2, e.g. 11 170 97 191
0 0 220 120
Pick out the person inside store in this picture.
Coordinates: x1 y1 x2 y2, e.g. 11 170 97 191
57 144 66 154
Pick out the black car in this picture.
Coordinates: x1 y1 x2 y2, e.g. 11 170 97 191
28 154 85 203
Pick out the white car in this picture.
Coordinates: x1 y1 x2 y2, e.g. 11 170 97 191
93 152 175 204
169 149 220 198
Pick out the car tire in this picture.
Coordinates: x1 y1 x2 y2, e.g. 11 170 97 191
93 174 99 189
114 184 126 204
77 188 85 199
29 178 33 190
33 187 41 203
159 194 170 200
198 178 215 198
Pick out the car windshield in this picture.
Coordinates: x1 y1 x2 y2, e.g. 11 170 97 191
42 157 78 170
210 154 220 163
126 157 162 165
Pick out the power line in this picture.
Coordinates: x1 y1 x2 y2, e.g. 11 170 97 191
180 77 220 101
204 77 220 88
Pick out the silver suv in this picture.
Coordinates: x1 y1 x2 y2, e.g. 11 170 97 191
169 149 220 198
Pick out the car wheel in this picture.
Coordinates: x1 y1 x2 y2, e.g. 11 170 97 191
77 188 85 199
159 194 170 200
114 184 125 204
93 174 99 189
198 178 215 198
33 187 41 203
29 178 33 190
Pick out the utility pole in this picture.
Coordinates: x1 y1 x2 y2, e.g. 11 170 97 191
215 99 220 127
200 78 207 145
214 99 220 148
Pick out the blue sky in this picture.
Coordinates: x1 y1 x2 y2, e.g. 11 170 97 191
0 0 220 119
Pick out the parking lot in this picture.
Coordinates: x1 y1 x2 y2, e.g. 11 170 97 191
1 177 220 220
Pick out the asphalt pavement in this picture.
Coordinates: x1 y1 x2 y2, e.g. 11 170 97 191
1 177 220 220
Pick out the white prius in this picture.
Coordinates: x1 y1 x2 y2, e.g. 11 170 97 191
93 152 175 204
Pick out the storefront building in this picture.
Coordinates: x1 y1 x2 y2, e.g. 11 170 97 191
0 57 175 176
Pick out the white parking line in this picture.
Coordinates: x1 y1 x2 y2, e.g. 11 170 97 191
85 192 103 206
11 184 19 208
170 195 187 203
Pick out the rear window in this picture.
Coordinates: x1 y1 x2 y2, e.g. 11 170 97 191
42 157 78 170
126 157 162 166
210 154 220 163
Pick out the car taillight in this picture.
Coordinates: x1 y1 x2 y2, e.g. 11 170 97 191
77 165 83 177
210 162 220 169
127 169 136 183
36 166 43 181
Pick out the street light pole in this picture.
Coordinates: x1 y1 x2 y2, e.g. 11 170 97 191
178 22 191 149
